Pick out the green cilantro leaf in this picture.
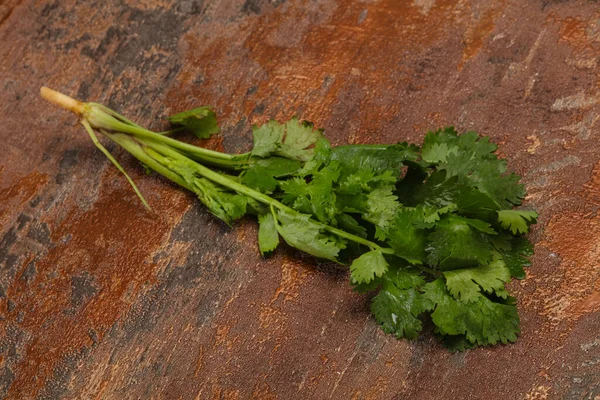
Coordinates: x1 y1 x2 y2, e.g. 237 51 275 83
371 269 428 339
281 162 342 223
422 279 520 346
251 118 323 161
498 210 538 235
352 278 382 293
335 213 367 239
421 127 465 163
386 208 429 263
194 178 247 225
363 185 400 231
306 162 341 223
258 213 279 255
296 137 332 176
399 171 501 220
426 215 495 270
412 204 457 229
422 128 526 208
443 260 511 303
439 334 478 352
350 250 389 284
280 177 309 206
242 157 302 194
168 107 220 139
491 235 534 279
162 157 246 225
275 210 344 261
330 142 419 181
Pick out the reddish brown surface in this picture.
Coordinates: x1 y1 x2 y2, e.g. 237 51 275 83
1 0 599 399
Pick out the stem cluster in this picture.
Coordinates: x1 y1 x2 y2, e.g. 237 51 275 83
41 87 391 256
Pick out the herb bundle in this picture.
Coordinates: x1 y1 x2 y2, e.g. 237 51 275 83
41 87 537 350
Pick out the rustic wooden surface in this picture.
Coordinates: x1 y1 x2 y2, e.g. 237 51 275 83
1 0 600 399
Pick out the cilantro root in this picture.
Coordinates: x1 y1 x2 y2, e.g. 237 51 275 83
41 86 537 350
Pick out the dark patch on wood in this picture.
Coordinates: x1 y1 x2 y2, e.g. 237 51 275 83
69 272 98 309
0 367 14 398
26 222 52 247
242 0 262 15
0 227 19 269
36 347 90 400
55 149 79 184
6 299 16 313
174 0 206 15
252 103 265 115
19 261 36 282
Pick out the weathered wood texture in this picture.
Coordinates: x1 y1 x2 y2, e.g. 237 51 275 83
1 0 599 398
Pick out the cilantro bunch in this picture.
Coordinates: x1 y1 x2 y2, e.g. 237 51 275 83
41 87 537 350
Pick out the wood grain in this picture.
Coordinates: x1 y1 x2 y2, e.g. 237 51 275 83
1 0 599 398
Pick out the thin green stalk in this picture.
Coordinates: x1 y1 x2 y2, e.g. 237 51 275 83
142 139 279 205
41 87 395 256
90 102 145 130
81 121 150 210
104 132 194 193
142 138 395 255
85 104 250 168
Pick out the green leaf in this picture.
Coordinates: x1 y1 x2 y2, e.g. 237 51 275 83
168 107 220 139
330 142 419 181
241 157 302 194
282 162 341 223
386 265 427 289
335 213 367 239
338 167 377 195
386 208 429 264
306 162 341 223
194 178 247 225
275 210 344 261
422 279 520 346
349 250 389 284
422 128 526 208
251 118 323 161
421 127 464 163
371 269 428 339
163 157 246 225
258 213 279 255
426 215 494 270
464 218 497 235
280 177 309 205
443 260 511 303
251 120 282 158
363 185 400 230
399 171 501 220
498 210 538 235
412 204 457 229
296 137 332 176
422 142 458 164
440 334 478 352
491 235 534 279
352 278 382 293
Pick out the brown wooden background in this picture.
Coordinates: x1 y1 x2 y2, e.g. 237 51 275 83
1 0 599 398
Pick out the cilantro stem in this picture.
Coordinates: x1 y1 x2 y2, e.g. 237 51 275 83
84 104 251 169
140 138 395 255
38 87 249 169
104 132 195 193
81 122 151 210
414 264 439 276
42 87 395 256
